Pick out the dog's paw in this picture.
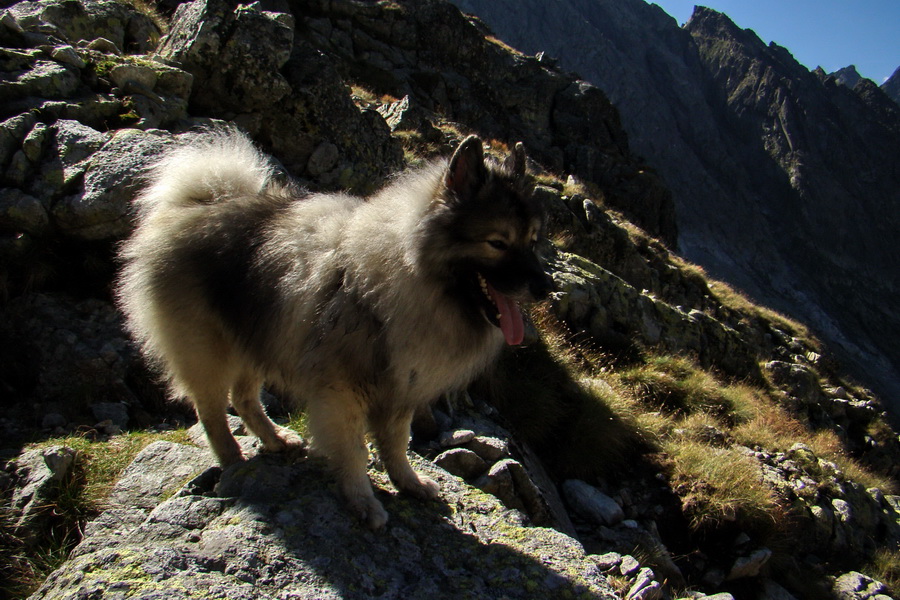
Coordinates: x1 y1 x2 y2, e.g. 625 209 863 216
261 428 308 457
347 494 389 530
399 474 440 501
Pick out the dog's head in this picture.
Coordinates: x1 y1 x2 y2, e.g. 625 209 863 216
417 136 555 345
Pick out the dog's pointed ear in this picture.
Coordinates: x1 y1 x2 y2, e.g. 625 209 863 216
445 136 486 203
504 142 526 180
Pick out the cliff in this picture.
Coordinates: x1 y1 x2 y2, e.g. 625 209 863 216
1 1 899 599
451 0 900 425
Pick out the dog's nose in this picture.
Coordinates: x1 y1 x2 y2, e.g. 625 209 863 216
530 273 555 300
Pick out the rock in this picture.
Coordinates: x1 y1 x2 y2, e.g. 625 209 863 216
832 571 889 600
726 547 772 580
764 361 822 403
377 95 429 132
53 128 171 240
156 0 402 189
30 449 619 599
432 447 487 479
109 441 218 511
626 568 661 600
475 458 551 525
619 554 640 577
439 428 476 448
591 552 622 571
464 435 510 461
8 445 77 539
562 479 625 526
0 188 48 234
6 0 160 53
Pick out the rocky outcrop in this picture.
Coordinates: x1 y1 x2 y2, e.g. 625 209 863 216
830 65 864 89
882 66 900 105
451 0 900 425
27 435 618 600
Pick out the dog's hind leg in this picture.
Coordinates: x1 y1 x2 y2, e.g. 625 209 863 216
229 372 305 454
306 388 388 529
192 385 245 466
372 407 440 500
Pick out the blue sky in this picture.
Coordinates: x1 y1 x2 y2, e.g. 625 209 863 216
651 1 900 83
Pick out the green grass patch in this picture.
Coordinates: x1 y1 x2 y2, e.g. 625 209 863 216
664 439 782 537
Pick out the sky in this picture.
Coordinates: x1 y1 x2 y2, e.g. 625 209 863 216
650 0 900 84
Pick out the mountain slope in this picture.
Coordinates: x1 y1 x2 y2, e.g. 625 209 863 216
451 0 900 421
882 66 900 105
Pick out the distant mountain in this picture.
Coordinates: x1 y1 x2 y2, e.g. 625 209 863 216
883 65 900 105
830 65 863 88
452 0 900 420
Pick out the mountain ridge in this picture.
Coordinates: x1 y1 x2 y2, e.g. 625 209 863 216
452 0 900 423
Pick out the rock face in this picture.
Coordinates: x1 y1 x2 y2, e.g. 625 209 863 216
451 0 900 422
881 66 900 105
28 441 617 600
297 0 677 245
831 65 863 89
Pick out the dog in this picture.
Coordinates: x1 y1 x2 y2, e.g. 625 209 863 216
116 127 554 528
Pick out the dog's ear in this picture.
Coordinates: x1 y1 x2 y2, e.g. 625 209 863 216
446 136 486 203
504 142 526 180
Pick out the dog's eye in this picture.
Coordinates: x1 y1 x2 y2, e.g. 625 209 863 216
487 239 509 251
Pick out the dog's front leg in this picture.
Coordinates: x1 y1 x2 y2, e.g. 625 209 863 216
306 388 388 529
372 406 440 500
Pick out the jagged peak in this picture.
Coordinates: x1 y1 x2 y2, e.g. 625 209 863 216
684 5 763 46
831 64 863 88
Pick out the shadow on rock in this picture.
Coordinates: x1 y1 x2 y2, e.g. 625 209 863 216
28 440 618 599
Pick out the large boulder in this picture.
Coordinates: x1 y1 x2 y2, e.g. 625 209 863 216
28 442 618 599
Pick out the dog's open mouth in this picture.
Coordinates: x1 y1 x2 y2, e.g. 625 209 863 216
477 273 524 345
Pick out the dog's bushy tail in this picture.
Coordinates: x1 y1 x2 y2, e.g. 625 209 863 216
136 127 275 214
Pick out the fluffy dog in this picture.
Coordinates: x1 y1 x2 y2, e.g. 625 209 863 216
116 128 553 528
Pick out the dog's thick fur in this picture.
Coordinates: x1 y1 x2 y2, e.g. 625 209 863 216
116 128 553 528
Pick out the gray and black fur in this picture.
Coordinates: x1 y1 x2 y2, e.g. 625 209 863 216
116 127 553 528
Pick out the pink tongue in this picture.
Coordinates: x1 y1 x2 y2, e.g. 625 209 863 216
486 282 525 345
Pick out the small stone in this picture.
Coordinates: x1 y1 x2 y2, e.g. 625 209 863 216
433 448 487 480
727 547 772 580
628 580 662 600
51 45 86 69
562 479 624 526
464 435 509 461
619 555 640 577
591 551 622 571
439 429 476 448
109 63 158 92
833 572 888 600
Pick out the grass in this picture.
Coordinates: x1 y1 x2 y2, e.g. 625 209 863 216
866 547 900 597
707 279 818 348
664 439 782 537
1 428 191 598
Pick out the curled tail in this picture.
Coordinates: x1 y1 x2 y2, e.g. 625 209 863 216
135 127 276 214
